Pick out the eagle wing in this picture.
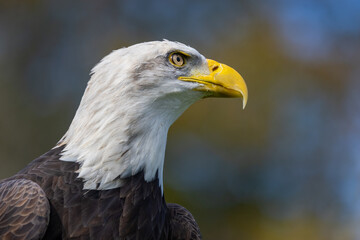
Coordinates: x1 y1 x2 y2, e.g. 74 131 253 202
167 203 202 240
0 179 50 240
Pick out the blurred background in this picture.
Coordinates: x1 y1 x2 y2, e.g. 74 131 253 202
0 0 359 239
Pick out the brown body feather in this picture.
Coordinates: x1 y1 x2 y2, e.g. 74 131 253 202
0 146 201 240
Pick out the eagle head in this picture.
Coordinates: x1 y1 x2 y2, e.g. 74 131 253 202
59 40 248 191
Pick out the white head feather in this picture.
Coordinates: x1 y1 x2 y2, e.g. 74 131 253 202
58 40 209 191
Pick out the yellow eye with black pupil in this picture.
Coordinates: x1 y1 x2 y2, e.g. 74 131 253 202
170 53 185 67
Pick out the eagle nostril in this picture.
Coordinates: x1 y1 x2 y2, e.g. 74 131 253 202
212 65 219 72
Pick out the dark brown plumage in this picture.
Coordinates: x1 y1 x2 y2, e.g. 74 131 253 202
0 179 49 240
167 204 202 240
0 146 201 239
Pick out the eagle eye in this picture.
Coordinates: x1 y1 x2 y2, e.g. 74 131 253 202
169 52 186 67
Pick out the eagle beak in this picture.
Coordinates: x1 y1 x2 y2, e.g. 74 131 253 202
179 59 248 109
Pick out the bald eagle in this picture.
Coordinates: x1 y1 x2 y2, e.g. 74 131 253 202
0 40 247 240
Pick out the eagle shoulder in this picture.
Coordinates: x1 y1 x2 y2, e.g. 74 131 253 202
167 203 202 240
0 178 50 240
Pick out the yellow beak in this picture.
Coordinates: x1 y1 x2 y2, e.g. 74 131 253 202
179 59 248 109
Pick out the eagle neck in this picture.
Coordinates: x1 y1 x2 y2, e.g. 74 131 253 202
58 92 194 193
